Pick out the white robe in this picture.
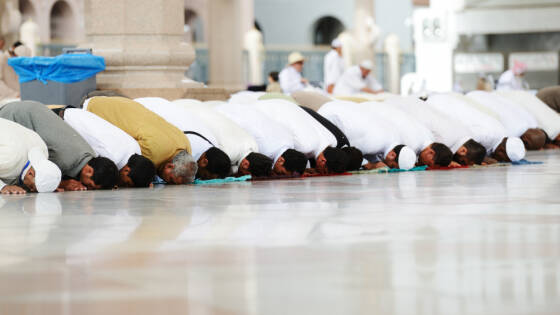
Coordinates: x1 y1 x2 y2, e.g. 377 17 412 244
427 93 507 153
215 103 295 163
253 99 337 158
359 101 434 154
0 117 49 190
323 50 345 89
496 90 560 140
135 97 216 162
333 65 382 95
466 91 538 137
64 109 141 170
497 70 528 91
173 99 258 166
318 100 399 160
385 96 471 153
279 66 305 94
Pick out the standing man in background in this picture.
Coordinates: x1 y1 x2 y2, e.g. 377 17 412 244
323 39 345 94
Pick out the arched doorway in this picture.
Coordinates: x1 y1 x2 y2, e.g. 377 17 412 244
18 0 35 21
50 0 75 42
313 16 345 45
184 9 204 43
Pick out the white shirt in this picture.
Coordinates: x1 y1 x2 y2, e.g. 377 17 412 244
64 109 138 170
385 96 471 153
497 70 528 91
173 99 258 166
359 101 434 154
427 93 507 153
0 118 49 190
333 65 382 95
496 90 560 140
279 66 305 94
215 103 295 163
318 100 400 160
466 91 538 137
135 97 216 162
253 99 337 158
323 50 345 89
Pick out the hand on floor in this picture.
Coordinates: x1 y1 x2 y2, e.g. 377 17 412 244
1 185 26 194
59 179 87 191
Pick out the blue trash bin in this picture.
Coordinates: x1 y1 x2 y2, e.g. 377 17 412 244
8 51 106 107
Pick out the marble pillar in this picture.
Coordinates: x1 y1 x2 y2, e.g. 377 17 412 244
82 0 197 91
207 0 253 90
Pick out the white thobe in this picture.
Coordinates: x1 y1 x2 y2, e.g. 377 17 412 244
359 101 434 155
253 99 337 158
323 50 345 90
333 65 382 95
135 97 216 162
427 93 507 153
497 70 528 91
64 109 139 170
279 66 305 94
385 96 471 153
318 100 400 161
228 91 265 105
215 103 295 163
173 99 258 166
0 118 49 190
466 91 538 137
496 90 560 140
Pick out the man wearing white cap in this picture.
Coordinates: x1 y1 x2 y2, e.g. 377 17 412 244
0 118 61 194
466 91 547 150
323 39 345 94
279 51 308 94
497 60 529 91
135 97 231 180
333 60 383 95
318 100 416 170
427 93 526 163
215 102 308 176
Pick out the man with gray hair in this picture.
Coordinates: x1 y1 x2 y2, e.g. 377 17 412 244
86 96 197 184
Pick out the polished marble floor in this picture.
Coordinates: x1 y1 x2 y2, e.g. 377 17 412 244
1 151 560 314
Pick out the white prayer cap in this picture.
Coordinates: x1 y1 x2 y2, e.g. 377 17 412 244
288 51 305 65
359 60 374 71
23 147 62 193
398 146 417 170
505 137 526 162
331 38 342 48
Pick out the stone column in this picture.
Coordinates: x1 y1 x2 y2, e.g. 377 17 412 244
207 0 253 90
82 0 198 95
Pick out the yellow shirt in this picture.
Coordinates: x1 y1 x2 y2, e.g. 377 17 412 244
87 96 191 168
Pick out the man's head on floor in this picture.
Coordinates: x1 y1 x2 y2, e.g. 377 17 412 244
197 147 232 180
316 147 349 174
80 157 119 190
159 150 198 184
453 139 486 166
342 147 363 171
118 154 156 188
238 153 273 178
273 149 307 176
19 148 62 193
384 145 416 170
521 128 547 150
419 143 453 168
492 137 526 163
